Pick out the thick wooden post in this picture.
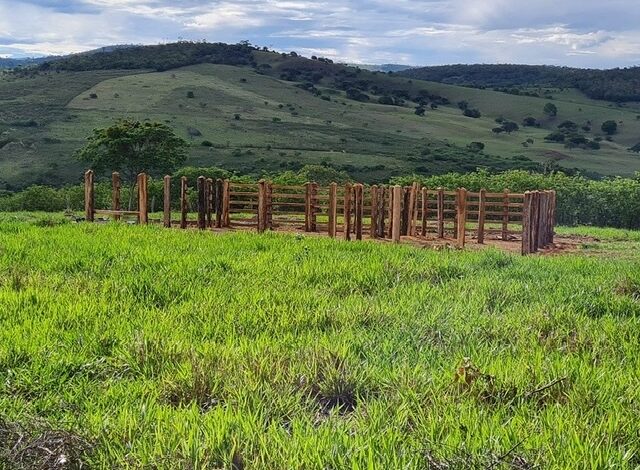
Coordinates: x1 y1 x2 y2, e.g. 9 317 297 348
377 186 386 239
549 190 557 244
222 180 231 227
257 179 267 233
477 189 486 244
265 181 273 230
420 187 428 237
408 182 418 236
370 185 378 239
437 188 444 238
343 183 352 241
328 182 337 238
387 187 394 238
84 170 95 222
354 183 364 240
163 175 171 228
206 178 214 228
502 189 510 240
197 176 206 230
111 172 121 221
137 173 148 225
215 179 223 228
456 188 467 248
392 185 402 243
180 176 188 229
532 191 540 252
521 191 532 255
400 187 410 236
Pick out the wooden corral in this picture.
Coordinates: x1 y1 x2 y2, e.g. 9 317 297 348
83 170 557 255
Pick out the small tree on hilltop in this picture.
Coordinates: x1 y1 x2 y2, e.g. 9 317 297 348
76 119 188 188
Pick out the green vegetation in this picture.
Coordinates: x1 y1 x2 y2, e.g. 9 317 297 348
3 42 640 192
76 119 188 184
0 221 638 467
399 64 640 102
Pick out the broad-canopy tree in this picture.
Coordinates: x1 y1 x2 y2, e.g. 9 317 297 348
76 119 188 184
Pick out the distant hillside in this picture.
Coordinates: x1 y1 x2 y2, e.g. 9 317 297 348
399 64 640 102
3 41 640 190
0 57 51 69
351 64 414 73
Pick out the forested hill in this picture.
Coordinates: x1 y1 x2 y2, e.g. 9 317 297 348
37 42 257 72
398 64 640 102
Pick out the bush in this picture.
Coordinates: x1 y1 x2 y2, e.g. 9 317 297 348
601 120 618 135
463 108 481 118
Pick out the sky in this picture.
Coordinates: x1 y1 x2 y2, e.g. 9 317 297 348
1 0 639 68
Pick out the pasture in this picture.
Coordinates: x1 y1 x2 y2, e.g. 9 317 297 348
0 217 638 468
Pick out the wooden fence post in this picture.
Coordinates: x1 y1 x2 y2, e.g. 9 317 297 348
549 190 557 244
456 188 467 248
392 185 402 243
310 182 318 232
408 182 419 236
206 178 214 228
215 179 223 229
163 175 171 228
477 189 486 244
370 185 378 239
343 183 352 240
521 191 532 255
304 182 311 232
222 180 231 227
328 182 337 238
401 187 410 236
377 186 386 239
354 183 364 240
437 187 444 238
197 176 206 230
532 191 540 252
111 172 121 221
137 173 148 225
387 187 394 239
421 187 428 237
257 179 267 233
502 189 510 240
180 176 188 229
84 170 94 222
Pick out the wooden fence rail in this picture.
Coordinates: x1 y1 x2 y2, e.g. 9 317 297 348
83 171 556 255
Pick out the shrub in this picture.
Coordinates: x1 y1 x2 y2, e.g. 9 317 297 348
463 108 481 118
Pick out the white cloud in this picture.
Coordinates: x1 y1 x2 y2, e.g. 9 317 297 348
0 0 639 67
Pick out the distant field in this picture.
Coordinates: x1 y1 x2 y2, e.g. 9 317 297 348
0 219 638 467
2 58 640 190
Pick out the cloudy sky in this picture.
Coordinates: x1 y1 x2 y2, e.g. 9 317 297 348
1 0 639 68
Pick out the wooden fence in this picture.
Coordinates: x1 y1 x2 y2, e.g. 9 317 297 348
83 170 556 255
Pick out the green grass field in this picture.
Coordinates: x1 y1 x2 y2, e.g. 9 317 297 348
3 55 640 190
0 217 639 468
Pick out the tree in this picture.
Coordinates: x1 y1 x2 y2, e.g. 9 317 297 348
543 102 558 117
76 119 188 185
414 106 426 116
467 142 485 152
601 120 618 135
463 108 481 118
522 116 539 127
502 121 519 134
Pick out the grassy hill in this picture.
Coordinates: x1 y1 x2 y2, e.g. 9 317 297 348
2 43 640 190
0 219 639 467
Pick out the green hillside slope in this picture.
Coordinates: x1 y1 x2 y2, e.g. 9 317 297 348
1 44 640 190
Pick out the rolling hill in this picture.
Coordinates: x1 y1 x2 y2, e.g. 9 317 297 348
1 42 640 190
